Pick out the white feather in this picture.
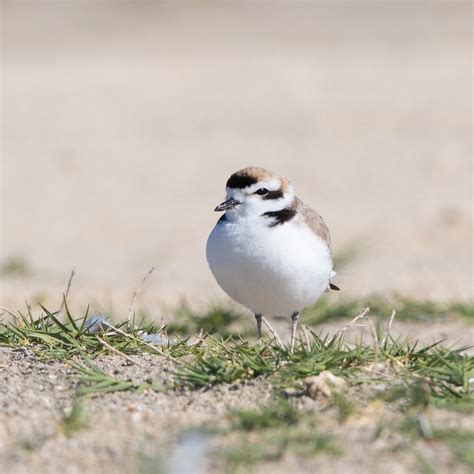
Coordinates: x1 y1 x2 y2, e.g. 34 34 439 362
206 204 333 316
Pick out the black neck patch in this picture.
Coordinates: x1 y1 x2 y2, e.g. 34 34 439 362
226 174 258 189
262 207 297 227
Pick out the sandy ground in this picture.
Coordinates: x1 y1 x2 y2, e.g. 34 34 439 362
1 2 472 318
1 316 473 474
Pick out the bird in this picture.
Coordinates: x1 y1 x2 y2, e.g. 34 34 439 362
206 166 339 351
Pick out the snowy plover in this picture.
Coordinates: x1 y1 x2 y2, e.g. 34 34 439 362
206 167 339 350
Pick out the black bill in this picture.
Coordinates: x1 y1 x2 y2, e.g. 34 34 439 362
214 198 240 212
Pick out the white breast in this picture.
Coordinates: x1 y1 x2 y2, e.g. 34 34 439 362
206 215 333 316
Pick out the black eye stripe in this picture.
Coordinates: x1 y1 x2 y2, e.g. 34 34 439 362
262 190 284 200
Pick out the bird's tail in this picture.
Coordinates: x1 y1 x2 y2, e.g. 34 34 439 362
328 270 340 291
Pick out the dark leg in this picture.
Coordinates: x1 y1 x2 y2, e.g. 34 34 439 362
290 312 299 353
255 313 263 341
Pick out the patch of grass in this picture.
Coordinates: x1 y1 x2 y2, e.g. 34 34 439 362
73 362 154 395
0 302 185 360
61 400 88 437
72 359 173 395
0 255 32 277
285 429 341 457
381 379 435 411
220 441 269 471
434 395 474 413
220 424 340 471
435 429 474 470
177 334 473 403
165 302 253 338
414 452 438 474
332 391 355 422
303 293 474 324
230 398 299 432
1 298 473 402
175 336 277 387
399 413 434 440
399 415 474 471
448 302 474 323
136 452 165 474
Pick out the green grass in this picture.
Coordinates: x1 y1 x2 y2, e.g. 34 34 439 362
136 452 165 474
414 453 438 474
220 398 340 470
434 395 474 413
395 414 474 470
381 379 436 410
165 302 253 338
176 334 473 401
0 255 32 277
435 429 474 470
0 301 189 360
73 361 154 395
372 386 474 472
303 293 474 324
230 398 299 432
1 298 473 402
220 428 340 471
175 336 277 387
332 391 356 422
61 400 88 437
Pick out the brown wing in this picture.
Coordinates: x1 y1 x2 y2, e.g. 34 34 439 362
295 198 332 251
296 198 340 291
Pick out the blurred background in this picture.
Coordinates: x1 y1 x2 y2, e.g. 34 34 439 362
1 2 472 316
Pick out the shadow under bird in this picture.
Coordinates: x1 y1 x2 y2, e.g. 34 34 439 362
206 166 339 350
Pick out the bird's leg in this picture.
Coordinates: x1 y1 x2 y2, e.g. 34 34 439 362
290 312 300 353
255 313 263 341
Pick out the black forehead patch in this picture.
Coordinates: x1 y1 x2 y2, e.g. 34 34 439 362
226 173 258 189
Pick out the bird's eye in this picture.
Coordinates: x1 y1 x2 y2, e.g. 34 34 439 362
255 188 269 196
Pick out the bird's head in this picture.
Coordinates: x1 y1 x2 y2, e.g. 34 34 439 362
214 167 295 218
